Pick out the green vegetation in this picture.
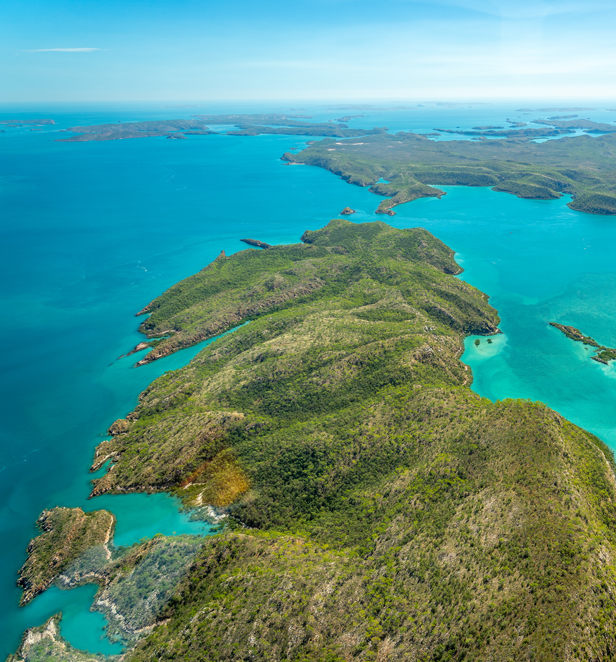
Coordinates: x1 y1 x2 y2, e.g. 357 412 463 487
58 114 386 142
57 120 218 142
14 221 616 660
550 322 616 364
7 615 117 662
282 132 616 215
84 221 616 659
192 113 314 126
228 126 388 138
533 118 616 133
17 508 115 606
85 536 204 644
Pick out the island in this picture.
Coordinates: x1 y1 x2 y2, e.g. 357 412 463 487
12 220 616 660
334 114 367 122
516 107 596 112
57 119 218 142
191 113 314 125
532 118 616 133
550 322 616 364
281 131 616 215
0 119 55 126
339 206 356 214
55 115 389 142
435 126 565 138
227 125 388 138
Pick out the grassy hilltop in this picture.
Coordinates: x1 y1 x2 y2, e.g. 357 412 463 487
13 221 616 661
282 132 616 215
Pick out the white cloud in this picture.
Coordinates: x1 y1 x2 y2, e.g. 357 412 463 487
25 48 103 52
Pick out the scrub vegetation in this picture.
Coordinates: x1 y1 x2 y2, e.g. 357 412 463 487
13 221 616 661
282 132 616 215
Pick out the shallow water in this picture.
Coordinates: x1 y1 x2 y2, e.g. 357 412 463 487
1 102 616 655
388 187 616 445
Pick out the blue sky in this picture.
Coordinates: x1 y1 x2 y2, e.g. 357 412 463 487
2 0 615 102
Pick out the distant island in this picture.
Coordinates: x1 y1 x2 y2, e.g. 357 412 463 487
0 119 55 126
334 114 367 122
532 118 616 133
228 125 388 138
516 107 596 112
57 119 218 142
281 131 616 215
57 115 389 142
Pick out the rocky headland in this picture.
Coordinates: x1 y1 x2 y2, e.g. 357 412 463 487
240 238 271 249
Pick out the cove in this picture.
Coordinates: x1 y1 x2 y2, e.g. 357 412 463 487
383 186 616 446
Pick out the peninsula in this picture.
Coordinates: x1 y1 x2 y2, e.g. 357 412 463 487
240 238 271 249
13 221 616 661
281 131 616 215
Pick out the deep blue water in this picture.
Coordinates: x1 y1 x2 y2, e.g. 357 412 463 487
1 102 616 656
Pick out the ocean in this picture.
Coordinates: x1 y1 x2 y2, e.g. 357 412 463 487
1 101 615 655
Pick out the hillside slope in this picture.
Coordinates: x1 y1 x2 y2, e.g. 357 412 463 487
86 221 616 661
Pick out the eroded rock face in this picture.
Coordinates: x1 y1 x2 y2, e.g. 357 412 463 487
108 419 130 435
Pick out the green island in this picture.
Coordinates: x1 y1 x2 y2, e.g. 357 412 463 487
57 120 219 142
434 126 566 138
532 118 616 133
228 125 387 138
13 220 616 660
550 322 616 364
57 114 389 142
281 131 616 215
0 119 55 126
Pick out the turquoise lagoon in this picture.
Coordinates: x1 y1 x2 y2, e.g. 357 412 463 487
1 104 616 655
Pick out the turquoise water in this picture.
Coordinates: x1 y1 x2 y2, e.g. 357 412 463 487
386 187 616 445
1 103 616 655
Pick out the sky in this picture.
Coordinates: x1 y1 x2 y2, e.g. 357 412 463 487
1 0 615 102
